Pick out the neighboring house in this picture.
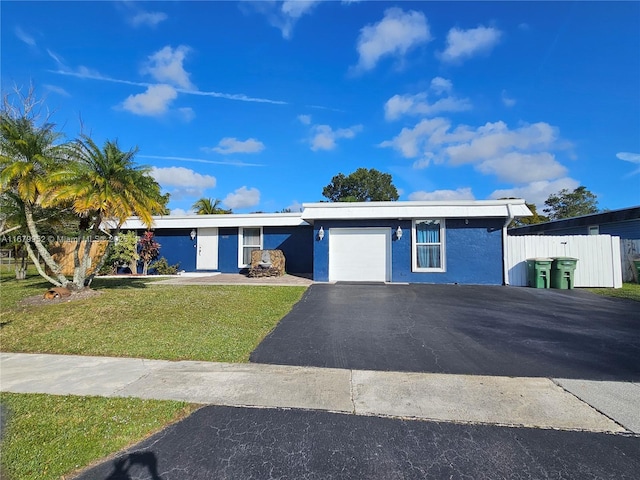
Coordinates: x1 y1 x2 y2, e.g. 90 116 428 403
508 206 640 238
114 199 532 285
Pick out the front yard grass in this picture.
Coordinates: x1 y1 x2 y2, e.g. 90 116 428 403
0 271 306 362
0 269 307 479
0 392 198 480
588 282 640 302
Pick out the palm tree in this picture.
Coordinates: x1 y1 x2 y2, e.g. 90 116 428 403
0 108 71 286
45 135 164 287
192 197 232 215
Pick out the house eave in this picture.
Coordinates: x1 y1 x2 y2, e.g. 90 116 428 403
301 200 532 221
106 212 309 230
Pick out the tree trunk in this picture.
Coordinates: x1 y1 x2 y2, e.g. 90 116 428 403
24 241 62 286
15 249 27 280
73 216 107 289
24 202 68 286
85 225 117 288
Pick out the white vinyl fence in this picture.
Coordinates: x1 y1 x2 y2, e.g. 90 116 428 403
506 235 622 288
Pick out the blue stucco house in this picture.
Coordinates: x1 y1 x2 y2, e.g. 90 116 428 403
115 199 532 285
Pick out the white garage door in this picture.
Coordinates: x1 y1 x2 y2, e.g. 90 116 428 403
329 228 391 282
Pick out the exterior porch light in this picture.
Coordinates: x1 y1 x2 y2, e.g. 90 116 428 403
318 226 325 241
190 229 197 241
396 226 403 240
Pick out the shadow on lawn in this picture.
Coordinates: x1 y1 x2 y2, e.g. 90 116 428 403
91 277 154 290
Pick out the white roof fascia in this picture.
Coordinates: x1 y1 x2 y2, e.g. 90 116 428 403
301 200 532 221
109 213 309 230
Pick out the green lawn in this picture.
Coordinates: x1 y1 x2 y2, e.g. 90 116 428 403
0 392 198 480
0 271 306 363
588 282 640 302
0 269 307 479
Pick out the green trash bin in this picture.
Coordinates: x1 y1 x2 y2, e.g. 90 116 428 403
551 257 578 289
633 259 640 284
526 258 553 288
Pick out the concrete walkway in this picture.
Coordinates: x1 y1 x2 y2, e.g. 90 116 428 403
1 353 638 434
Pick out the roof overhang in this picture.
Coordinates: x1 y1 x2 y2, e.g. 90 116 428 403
106 212 309 230
301 200 532 222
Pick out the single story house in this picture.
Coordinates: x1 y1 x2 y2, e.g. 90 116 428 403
114 199 532 285
508 206 640 238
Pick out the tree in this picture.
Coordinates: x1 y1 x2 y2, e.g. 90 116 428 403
0 87 72 286
110 231 139 274
543 186 599 220
322 168 399 202
192 197 232 214
139 231 160 275
45 135 164 287
1 87 164 289
507 202 550 228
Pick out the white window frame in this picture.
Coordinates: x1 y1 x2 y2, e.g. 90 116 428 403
412 219 446 272
238 227 263 268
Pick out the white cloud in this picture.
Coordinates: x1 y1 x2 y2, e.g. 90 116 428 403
354 7 431 72
129 11 168 28
140 155 264 167
151 166 217 200
443 121 558 165
286 200 303 212
385 77 470 121
490 178 580 207
178 107 195 122
430 77 452 95
142 45 194 89
385 93 471 120
151 167 217 189
617 151 640 176
250 0 321 39
616 152 640 163
440 25 502 64
310 124 363 151
52 60 286 105
409 188 475 201
298 114 312 125
205 137 265 155
15 26 36 46
502 90 516 107
381 118 572 185
224 186 261 209
379 117 452 158
43 84 70 97
476 152 567 183
169 208 195 216
121 84 177 116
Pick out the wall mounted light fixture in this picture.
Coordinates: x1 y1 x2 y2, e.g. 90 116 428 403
396 226 403 240
318 226 325 241
190 229 197 241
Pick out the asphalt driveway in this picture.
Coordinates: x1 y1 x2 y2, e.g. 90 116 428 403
250 284 640 380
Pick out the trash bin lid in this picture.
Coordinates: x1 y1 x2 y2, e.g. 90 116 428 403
553 257 578 261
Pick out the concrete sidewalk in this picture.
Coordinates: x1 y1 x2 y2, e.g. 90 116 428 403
1 352 638 434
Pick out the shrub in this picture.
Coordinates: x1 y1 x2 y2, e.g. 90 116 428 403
150 257 180 275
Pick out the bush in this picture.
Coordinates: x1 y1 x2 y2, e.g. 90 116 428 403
150 257 180 275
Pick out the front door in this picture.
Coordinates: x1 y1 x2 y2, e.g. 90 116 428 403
196 227 218 270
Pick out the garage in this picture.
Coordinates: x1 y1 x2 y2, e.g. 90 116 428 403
329 228 391 282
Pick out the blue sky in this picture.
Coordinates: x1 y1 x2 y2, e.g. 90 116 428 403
2 1 639 215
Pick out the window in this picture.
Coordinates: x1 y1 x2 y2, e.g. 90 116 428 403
588 225 599 235
239 227 262 267
412 219 445 272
